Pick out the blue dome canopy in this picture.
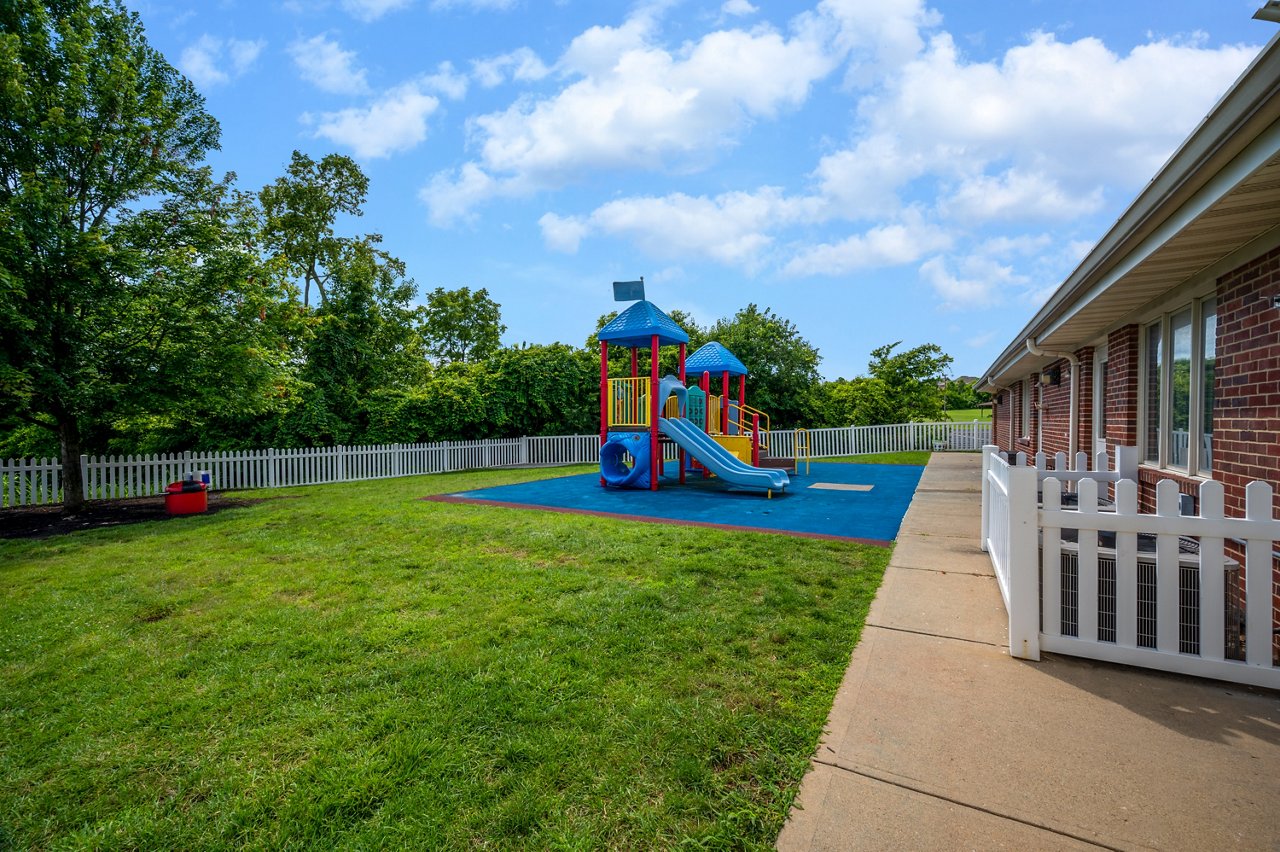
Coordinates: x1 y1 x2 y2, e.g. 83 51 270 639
686 342 747 377
596 300 690 348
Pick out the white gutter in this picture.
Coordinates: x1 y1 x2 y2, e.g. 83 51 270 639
1025 339 1080 463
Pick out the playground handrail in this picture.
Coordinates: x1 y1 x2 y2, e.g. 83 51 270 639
794 428 811 474
607 377 650 427
728 402 771 450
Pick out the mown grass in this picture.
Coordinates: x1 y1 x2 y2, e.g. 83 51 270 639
0 464 892 849
823 451 930 466
944 408 989 421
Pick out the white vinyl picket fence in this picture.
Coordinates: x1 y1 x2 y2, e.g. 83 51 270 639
0 421 989 508
980 445 1279 689
771 420 991 458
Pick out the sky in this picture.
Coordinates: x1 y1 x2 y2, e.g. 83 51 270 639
127 0 1274 380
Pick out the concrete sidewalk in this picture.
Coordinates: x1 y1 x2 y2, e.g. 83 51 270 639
778 453 1280 851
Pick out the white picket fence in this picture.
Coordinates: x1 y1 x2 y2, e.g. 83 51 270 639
2 436 600 507
980 445 1279 689
771 420 991 458
0 421 990 508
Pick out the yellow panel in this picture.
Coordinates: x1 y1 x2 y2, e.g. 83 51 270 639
712 435 752 464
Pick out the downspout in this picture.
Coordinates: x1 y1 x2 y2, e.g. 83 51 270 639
1025 339 1080 463
984 376 1010 452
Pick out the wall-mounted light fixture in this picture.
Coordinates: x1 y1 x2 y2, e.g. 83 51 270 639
1039 367 1062 386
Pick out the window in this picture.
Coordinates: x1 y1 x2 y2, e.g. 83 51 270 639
1093 344 1109 454
1141 298 1216 475
1144 321 1161 464
1202 303 1216 471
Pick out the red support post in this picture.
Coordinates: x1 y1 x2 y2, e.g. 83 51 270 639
650 334 660 491
678 343 687 484
630 347 638 378
738 374 746 408
722 370 731 434
600 342 609 486
752 413 761 467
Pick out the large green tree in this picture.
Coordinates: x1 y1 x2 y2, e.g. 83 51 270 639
259 151 368 308
865 341 953 422
0 0 260 509
422 286 505 364
705 305 821 427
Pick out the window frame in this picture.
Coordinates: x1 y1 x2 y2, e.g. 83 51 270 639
1139 297 1216 477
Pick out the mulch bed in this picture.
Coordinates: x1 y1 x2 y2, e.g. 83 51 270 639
0 494 265 540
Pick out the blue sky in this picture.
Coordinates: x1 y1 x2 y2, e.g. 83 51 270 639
130 0 1271 380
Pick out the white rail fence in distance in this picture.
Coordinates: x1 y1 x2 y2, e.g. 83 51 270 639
1 421 988 508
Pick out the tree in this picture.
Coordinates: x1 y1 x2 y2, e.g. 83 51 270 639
98 169 307 453
259 151 368 308
299 237 430 441
866 341 953 422
0 0 226 510
811 377 897 427
422 286 505 364
705 305 821 427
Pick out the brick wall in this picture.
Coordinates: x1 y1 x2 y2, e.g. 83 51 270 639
1038 347 1095 460
1212 245 1280 664
1104 325 1139 454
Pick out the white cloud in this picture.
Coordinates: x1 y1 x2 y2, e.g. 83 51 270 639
307 81 440 159
431 0 518 9
784 215 952 277
721 0 757 16
541 188 823 267
179 35 265 89
538 212 589 253
424 4 863 222
421 163 505 226
422 61 469 99
341 0 414 21
472 48 550 88
289 34 369 96
943 169 1104 222
862 31 1256 197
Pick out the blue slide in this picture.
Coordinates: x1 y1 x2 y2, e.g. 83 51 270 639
659 417 789 493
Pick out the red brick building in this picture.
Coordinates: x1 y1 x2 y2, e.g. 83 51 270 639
980 34 1280 660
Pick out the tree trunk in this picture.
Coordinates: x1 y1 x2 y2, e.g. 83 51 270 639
59 418 86 514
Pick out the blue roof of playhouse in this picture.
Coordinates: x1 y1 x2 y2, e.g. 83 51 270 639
686 342 748 376
596 300 690 347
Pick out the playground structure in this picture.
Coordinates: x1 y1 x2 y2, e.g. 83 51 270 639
596 299 795 496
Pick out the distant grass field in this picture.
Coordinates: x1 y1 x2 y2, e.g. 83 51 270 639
0 463 893 849
821 451 930 466
944 408 990 421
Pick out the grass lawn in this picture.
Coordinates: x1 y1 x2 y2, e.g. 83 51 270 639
0 463 893 849
820 451 930 466
944 408 990 421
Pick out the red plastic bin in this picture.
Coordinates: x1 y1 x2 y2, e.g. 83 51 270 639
164 481 208 515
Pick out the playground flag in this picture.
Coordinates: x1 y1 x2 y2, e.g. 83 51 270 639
612 279 644 302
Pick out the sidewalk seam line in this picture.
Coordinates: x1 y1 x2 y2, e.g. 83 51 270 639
810 756 1121 851
889 564 993 577
865 623 1003 648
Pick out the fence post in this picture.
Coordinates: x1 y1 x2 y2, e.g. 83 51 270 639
1244 480 1274 668
79 454 88 501
1006 463 1040 661
980 445 996 551
267 448 277 488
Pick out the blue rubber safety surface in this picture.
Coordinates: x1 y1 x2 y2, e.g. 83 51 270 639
441 461 924 544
